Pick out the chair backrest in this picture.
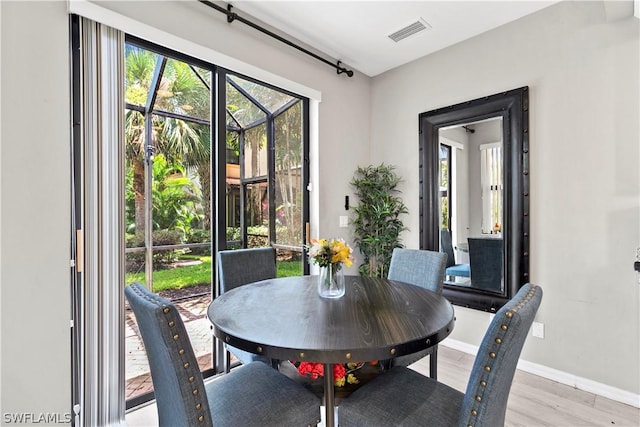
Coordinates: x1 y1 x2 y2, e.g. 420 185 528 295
387 248 447 294
458 283 542 427
217 247 276 293
468 237 503 291
440 229 456 268
125 283 213 427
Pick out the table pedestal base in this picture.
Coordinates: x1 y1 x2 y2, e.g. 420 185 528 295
323 363 335 427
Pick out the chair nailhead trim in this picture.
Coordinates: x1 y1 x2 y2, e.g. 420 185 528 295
465 285 540 427
134 286 210 423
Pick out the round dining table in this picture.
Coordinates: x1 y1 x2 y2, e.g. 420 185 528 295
208 275 455 427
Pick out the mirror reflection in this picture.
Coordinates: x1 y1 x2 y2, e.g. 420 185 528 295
419 86 528 312
439 117 504 293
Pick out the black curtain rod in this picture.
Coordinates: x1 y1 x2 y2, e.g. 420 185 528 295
199 1 354 77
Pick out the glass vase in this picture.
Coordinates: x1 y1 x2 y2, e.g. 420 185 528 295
318 264 345 298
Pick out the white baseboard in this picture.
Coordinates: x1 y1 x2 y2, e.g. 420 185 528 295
441 339 640 409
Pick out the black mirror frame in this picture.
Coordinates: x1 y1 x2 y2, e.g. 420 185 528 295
419 87 529 312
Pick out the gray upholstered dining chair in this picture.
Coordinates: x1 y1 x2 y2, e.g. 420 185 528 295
217 247 277 370
386 248 447 378
125 283 320 427
441 228 471 277
468 237 503 292
339 283 542 427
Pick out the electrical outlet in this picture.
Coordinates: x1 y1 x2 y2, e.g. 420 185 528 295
339 216 349 228
532 322 544 339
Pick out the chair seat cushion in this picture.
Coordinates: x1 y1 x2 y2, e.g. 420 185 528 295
446 264 470 277
339 366 464 427
207 362 320 427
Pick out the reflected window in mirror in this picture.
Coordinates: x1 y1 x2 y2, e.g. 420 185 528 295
439 118 504 293
419 87 529 312
439 144 451 231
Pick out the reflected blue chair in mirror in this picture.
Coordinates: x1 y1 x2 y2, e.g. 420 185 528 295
441 228 470 277
468 237 503 292
125 283 321 427
386 248 447 379
339 283 543 427
217 247 277 371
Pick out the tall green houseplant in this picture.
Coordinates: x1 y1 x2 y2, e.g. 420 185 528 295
351 164 408 277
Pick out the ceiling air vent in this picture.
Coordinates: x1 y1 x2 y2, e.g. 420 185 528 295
387 18 431 43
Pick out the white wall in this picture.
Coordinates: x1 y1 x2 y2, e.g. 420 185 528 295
371 0 640 400
0 0 371 419
1 1 72 418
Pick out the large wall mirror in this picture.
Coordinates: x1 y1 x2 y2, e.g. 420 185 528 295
419 87 529 312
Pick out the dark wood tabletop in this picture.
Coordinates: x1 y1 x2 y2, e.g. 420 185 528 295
208 275 455 365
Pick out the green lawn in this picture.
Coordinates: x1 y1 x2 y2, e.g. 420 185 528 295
126 255 303 292
278 259 303 277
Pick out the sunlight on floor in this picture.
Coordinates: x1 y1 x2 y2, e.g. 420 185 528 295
125 401 158 427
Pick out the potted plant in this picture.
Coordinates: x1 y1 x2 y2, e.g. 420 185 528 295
350 164 408 277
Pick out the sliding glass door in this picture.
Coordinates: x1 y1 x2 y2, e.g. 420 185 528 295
120 40 309 407
123 39 215 406
71 15 310 422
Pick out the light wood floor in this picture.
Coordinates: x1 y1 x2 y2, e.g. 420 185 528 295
126 346 640 426
410 346 639 427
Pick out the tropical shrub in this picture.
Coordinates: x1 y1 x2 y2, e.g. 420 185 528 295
125 229 184 272
351 164 408 277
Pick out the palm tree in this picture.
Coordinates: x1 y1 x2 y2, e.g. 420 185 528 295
274 100 303 247
125 47 155 238
125 45 211 237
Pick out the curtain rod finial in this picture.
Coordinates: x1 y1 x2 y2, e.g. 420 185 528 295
336 60 354 78
227 3 237 23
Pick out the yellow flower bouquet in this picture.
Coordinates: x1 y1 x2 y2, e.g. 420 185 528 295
307 238 354 299
307 238 354 269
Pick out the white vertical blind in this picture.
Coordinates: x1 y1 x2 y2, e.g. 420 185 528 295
480 142 503 234
77 17 126 426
